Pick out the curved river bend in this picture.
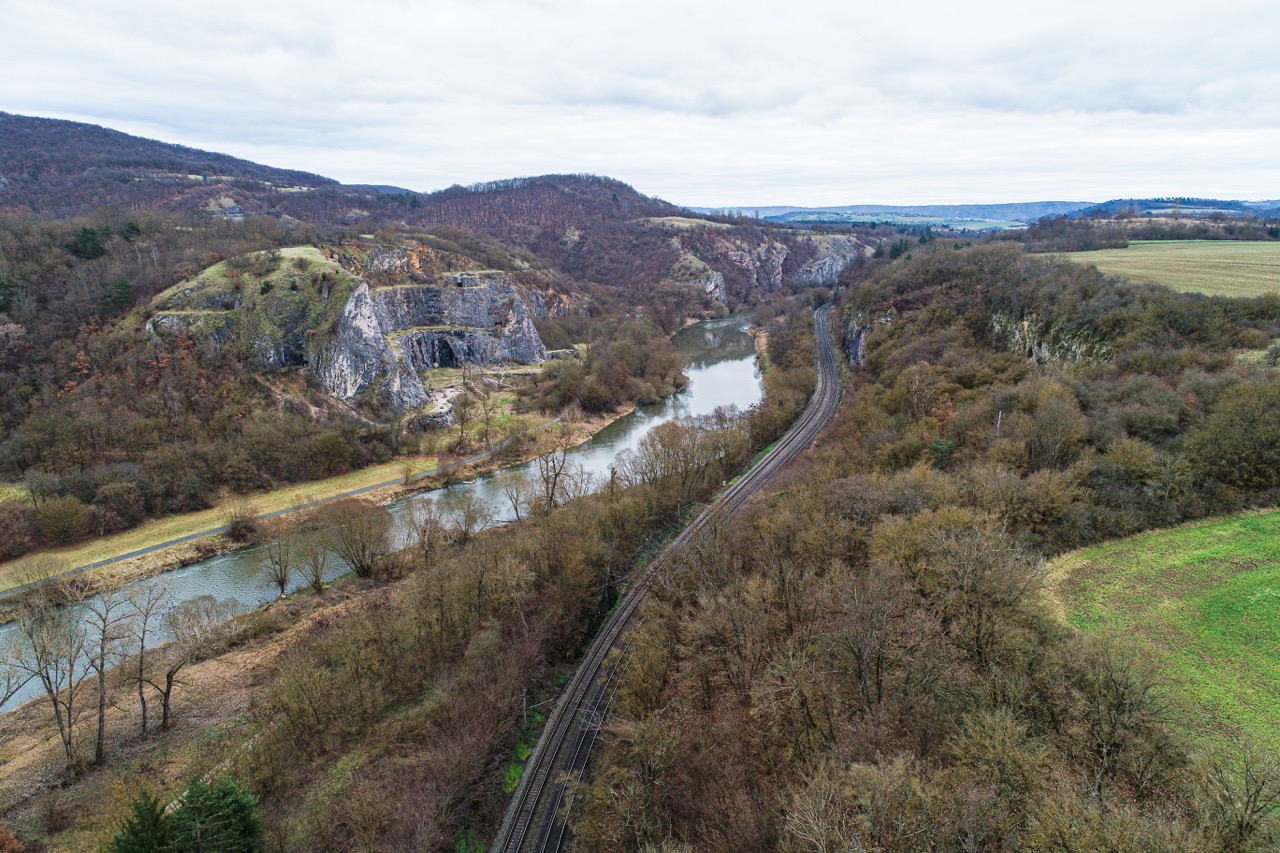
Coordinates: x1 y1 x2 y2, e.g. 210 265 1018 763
1 315 762 712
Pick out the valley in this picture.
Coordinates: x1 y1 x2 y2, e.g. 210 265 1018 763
2 110 1280 852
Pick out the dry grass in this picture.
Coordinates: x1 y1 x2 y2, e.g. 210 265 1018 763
1066 240 1280 297
0 583 368 849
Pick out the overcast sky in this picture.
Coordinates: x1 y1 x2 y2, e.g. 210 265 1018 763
3 1 1278 206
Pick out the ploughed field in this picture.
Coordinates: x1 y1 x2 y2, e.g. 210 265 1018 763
1049 509 1280 751
1068 240 1280 297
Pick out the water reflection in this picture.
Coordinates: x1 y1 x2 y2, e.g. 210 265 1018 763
1 315 761 711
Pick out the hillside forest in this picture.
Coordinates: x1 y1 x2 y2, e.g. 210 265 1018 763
570 245 1280 852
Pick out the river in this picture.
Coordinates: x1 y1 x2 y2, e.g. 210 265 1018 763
0 314 762 712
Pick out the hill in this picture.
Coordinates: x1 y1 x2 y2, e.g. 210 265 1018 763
0 111 340 216
691 201 1095 230
1078 197 1280 218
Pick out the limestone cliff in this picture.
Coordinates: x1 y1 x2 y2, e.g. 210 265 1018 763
311 277 548 411
792 236 869 285
144 245 551 415
723 241 789 292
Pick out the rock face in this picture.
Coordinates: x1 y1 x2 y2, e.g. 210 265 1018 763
689 272 727 303
311 277 548 411
793 236 866 285
842 307 895 367
724 241 789 292
146 246 552 415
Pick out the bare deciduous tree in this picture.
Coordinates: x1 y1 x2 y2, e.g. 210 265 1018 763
83 588 134 765
445 491 495 548
412 498 449 568
261 533 295 598
295 534 329 596
16 587 89 769
146 595 238 730
126 581 172 735
316 499 396 580
495 471 533 523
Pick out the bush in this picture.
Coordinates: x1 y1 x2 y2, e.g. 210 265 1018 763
222 501 260 543
35 496 88 545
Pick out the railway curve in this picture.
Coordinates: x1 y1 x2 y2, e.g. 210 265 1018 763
492 304 843 853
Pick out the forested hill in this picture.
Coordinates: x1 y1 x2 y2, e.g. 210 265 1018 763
0 112 340 215
0 113 690 230
412 175 683 234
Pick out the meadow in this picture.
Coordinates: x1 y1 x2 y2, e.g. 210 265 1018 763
1049 508 1280 751
1067 239 1280 297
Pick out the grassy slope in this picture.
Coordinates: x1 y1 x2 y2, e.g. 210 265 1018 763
1066 240 1280 297
1049 509 1280 750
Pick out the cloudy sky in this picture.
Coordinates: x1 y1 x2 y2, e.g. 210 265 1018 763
3 1 1278 206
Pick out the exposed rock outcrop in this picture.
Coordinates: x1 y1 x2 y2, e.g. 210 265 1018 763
842 307 895 367
689 272 727 303
724 241 789 292
146 245 552 415
311 277 548 411
793 236 867 285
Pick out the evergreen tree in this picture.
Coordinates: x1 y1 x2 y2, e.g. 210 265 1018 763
111 790 171 853
169 776 263 853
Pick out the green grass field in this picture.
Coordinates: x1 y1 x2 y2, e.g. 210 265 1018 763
1049 509 1280 751
1067 240 1280 297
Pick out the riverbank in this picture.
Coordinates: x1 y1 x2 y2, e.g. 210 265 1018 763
0 401 639 616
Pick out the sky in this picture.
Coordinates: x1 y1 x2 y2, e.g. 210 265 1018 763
2 0 1279 207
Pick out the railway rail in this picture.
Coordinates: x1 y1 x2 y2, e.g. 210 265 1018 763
492 304 843 853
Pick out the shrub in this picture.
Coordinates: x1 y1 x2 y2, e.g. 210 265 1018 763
222 501 260 543
35 496 88 545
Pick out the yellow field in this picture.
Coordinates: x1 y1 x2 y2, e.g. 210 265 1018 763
1067 240 1280 297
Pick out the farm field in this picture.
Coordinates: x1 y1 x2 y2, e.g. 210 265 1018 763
1067 240 1280 297
1048 509 1280 751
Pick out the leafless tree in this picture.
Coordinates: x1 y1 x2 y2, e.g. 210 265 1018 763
15 585 89 769
1202 744 1280 851
478 389 502 448
82 588 134 765
295 534 329 595
445 491 495 547
126 581 172 735
317 499 396 579
412 498 449 568
262 533 295 598
495 471 533 523
146 595 238 730
534 440 572 515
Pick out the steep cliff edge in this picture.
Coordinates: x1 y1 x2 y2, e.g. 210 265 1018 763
145 244 552 414
311 277 548 411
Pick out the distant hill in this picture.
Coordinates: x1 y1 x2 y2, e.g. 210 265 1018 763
691 201 1095 231
1078 197 1280 218
0 111 869 302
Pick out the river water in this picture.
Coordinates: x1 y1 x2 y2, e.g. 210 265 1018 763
0 314 762 712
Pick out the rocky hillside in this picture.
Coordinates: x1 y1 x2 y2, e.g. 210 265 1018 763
145 242 562 414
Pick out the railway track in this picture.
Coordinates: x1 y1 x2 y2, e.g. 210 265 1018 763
492 305 843 853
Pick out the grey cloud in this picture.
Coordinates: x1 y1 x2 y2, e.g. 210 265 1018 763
1 0 1278 204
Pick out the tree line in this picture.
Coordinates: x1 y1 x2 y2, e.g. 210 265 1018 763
569 245 1280 852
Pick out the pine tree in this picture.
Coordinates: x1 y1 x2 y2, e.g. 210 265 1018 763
111 790 171 853
169 776 263 853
